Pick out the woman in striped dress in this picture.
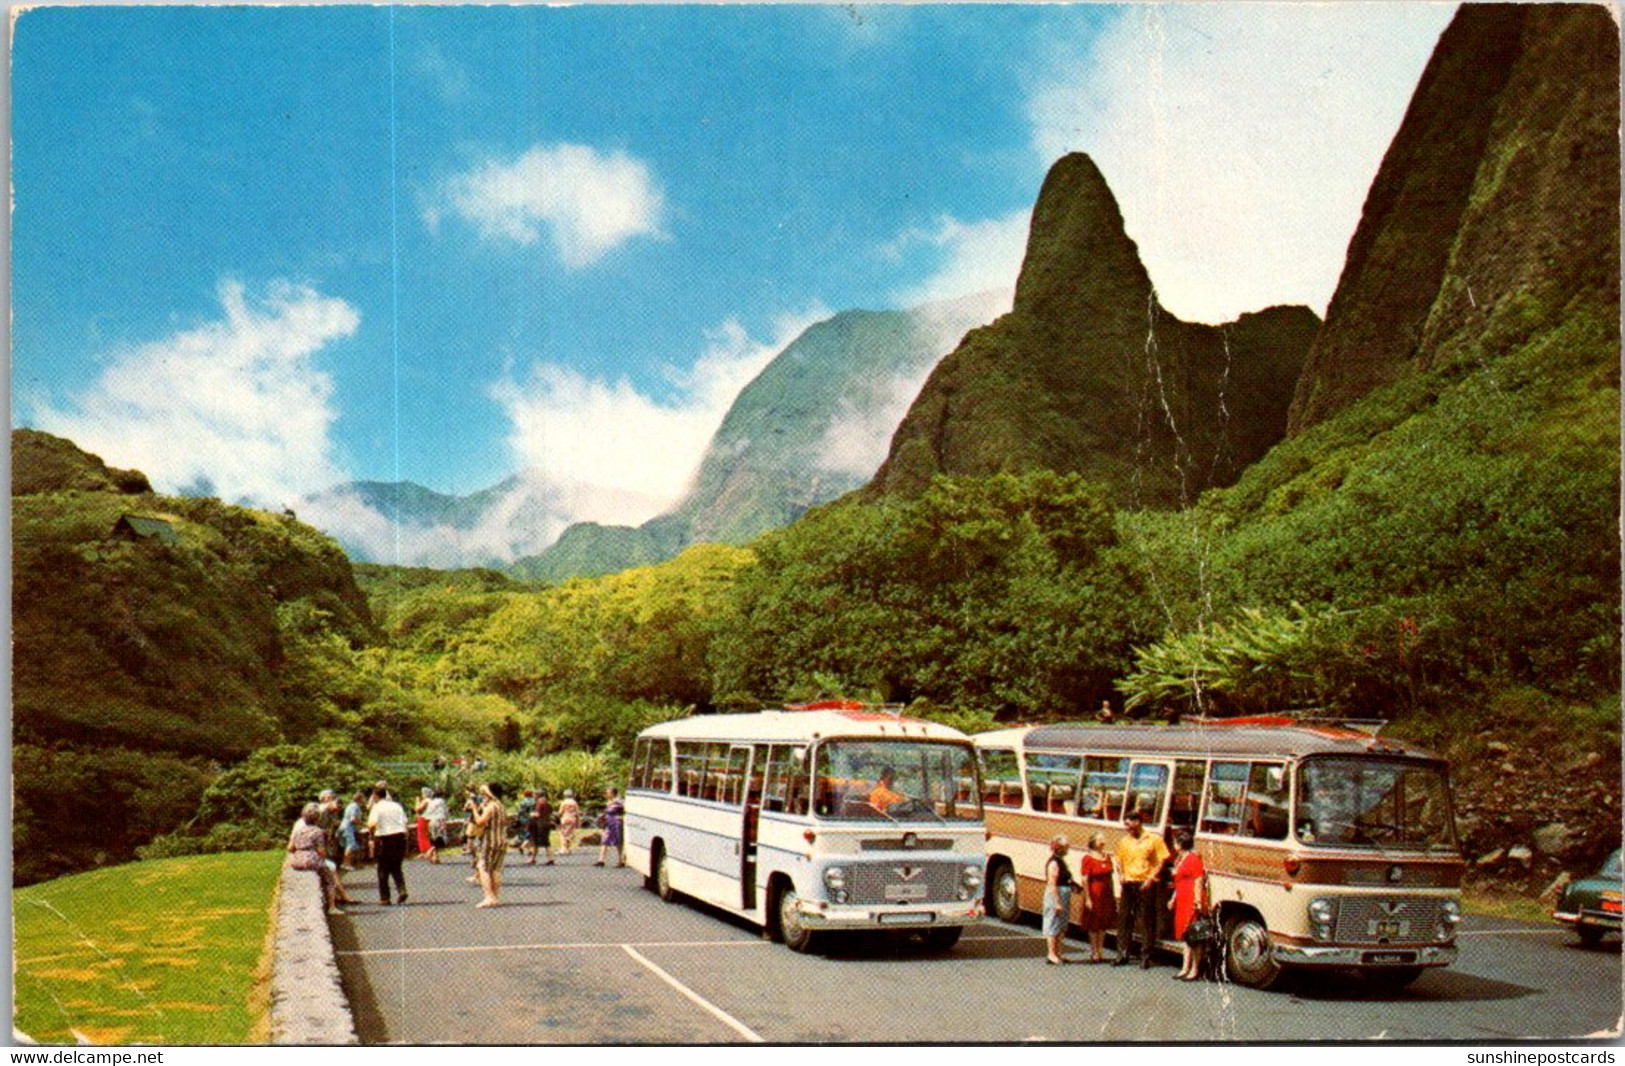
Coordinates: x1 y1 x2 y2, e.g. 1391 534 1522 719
470 783 509 908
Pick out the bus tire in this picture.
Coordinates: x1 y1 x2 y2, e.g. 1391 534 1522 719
653 846 678 903
988 859 1022 924
1222 912 1285 991
776 884 821 954
922 925 963 951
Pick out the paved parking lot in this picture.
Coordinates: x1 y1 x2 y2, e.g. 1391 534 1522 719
331 855 1623 1043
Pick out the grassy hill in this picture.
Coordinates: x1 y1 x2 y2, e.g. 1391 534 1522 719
13 851 284 1045
13 431 381 884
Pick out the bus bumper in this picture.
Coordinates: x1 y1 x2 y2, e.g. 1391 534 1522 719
796 899 984 930
1271 942 1458 968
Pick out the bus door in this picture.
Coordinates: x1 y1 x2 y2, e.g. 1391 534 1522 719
732 744 762 910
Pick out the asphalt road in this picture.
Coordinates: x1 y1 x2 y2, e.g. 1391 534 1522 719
330 854 1623 1044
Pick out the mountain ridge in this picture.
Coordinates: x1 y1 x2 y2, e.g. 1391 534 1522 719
868 153 1321 508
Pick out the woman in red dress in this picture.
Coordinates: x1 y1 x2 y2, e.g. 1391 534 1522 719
1167 829 1209 980
414 788 434 857
1078 832 1117 962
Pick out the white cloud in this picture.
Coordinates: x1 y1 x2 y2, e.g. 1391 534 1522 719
1025 3 1454 323
33 280 358 505
888 212 1028 312
433 142 666 268
297 475 575 569
296 305 833 568
490 305 830 530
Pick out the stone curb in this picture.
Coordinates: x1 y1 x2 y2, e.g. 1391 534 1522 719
268 860 359 1045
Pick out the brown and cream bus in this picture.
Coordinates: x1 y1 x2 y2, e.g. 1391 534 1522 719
974 717 1464 989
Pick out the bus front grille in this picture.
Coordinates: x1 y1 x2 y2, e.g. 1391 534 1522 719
847 862 961 905
1333 896 1447 943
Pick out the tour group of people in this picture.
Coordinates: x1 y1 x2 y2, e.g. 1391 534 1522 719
1041 810 1212 979
285 782 627 912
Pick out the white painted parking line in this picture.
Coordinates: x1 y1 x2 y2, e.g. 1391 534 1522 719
622 944 765 1044
337 938 770 957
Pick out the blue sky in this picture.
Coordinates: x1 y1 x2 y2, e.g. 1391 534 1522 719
12 3 1454 560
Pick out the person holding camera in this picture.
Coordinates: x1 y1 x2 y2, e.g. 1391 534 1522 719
467 783 509 908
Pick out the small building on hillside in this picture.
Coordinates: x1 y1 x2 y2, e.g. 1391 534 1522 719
111 514 179 546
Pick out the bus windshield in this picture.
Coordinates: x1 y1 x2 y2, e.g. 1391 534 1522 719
814 739 981 823
1295 757 1458 852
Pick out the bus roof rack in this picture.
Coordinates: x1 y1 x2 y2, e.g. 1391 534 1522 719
784 700 907 717
1184 713 1390 737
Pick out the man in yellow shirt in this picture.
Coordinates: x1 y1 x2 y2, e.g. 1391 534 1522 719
868 767 908 813
1112 810 1170 968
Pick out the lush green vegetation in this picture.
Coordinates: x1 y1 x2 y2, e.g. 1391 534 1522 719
712 471 1156 718
13 851 283 1045
1115 301 1619 725
12 459 379 884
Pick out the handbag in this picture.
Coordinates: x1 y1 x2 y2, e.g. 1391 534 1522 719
1183 912 1217 945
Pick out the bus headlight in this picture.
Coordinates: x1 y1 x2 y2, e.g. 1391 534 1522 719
1308 898 1337 941
1436 899 1461 942
959 864 983 901
824 867 849 904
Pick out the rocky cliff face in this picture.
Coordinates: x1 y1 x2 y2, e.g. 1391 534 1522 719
869 154 1320 508
1288 3 1620 432
509 293 1005 582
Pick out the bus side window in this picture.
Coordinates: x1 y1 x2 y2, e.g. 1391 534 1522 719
703 743 731 802
1242 763 1289 840
718 746 750 807
766 744 811 817
650 744 669 796
649 740 674 793
1083 757 1128 821
1202 761 1249 835
746 746 766 804
1024 752 1083 815
1126 762 1169 824
783 749 810 816
1169 760 1205 831
762 745 791 813
978 749 1017 807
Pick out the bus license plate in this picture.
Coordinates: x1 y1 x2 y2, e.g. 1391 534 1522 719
1367 919 1409 938
1363 951 1417 966
885 883 930 902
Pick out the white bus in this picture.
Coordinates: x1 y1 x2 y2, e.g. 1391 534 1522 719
626 703 987 953
975 717 1464 989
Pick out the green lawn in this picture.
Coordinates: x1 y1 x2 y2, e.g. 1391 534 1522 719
14 850 284 1045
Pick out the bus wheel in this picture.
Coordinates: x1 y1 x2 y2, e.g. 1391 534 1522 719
1362 966 1423 991
922 925 963 951
654 848 677 903
1222 914 1285 990
989 861 1022 924
777 886 820 954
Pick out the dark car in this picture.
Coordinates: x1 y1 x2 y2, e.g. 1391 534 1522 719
1554 848 1622 946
